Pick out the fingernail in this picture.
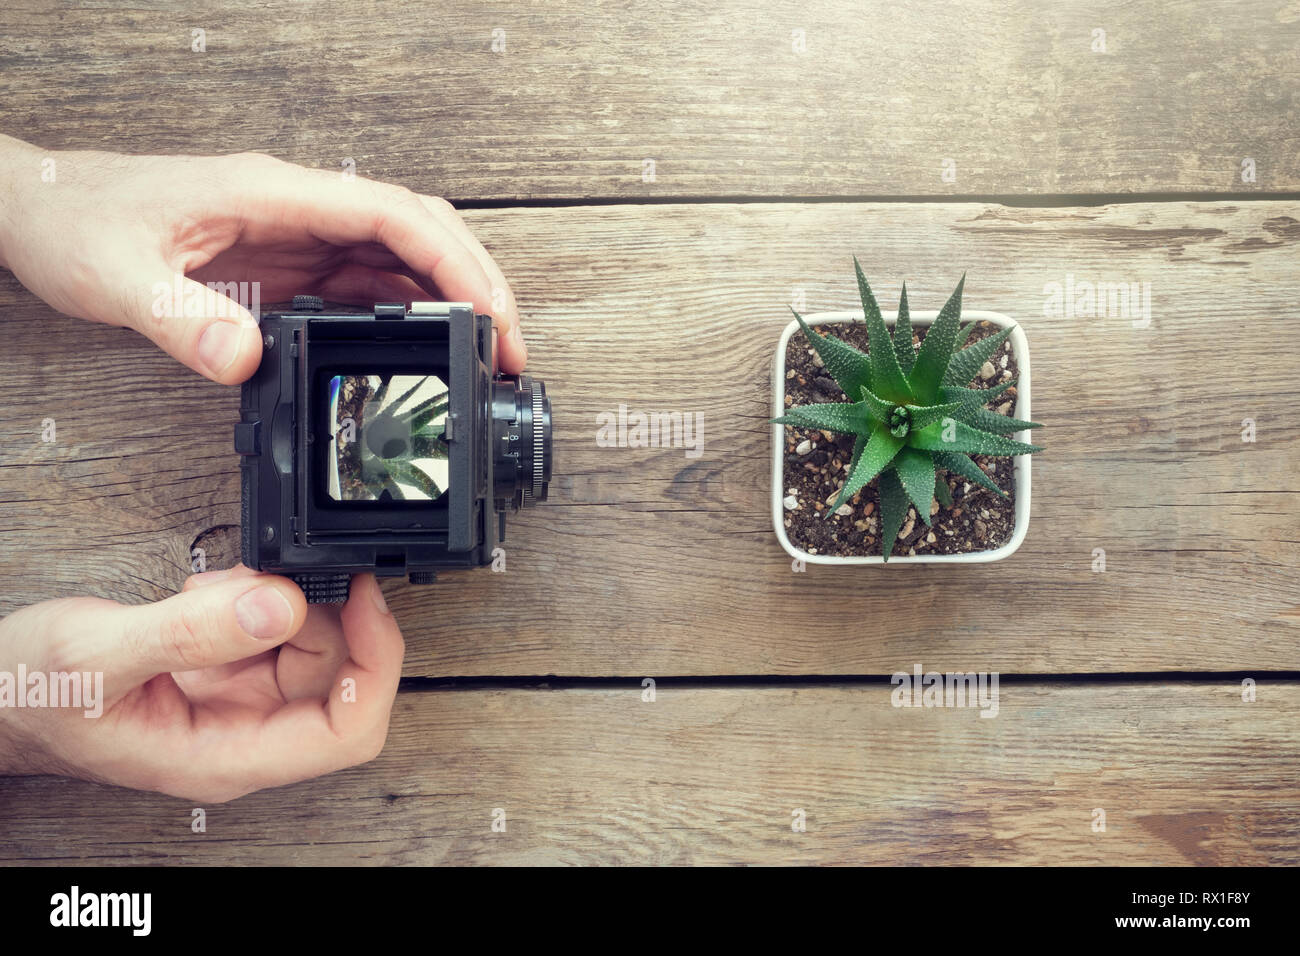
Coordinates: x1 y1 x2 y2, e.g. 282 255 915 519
509 324 527 361
372 578 389 614
235 585 294 639
198 320 243 377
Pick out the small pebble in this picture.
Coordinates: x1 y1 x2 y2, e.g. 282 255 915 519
979 361 996 381
1001 370 1012 381
930 500 939 516
783 495 799 511
926 531 937 544
786 369 797 380
999 353 1008 369
974 519 988 540
812 352 824 368
863 502 875 516
835 504 853 517
795 439 812 455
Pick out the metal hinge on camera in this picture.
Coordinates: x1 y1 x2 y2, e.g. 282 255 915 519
408 301 472 316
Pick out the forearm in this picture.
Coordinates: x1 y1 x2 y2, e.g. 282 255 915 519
0 133 48 271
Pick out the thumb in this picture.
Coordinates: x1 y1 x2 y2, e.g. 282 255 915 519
116 263 263 384
87 575 307 685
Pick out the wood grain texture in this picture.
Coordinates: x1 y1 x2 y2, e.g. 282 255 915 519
0 682 1294 865
2 201 1299 675
1 0 1297 199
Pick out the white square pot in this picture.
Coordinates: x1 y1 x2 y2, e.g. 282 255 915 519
771 310 1032 565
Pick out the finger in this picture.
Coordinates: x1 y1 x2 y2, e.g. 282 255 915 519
113 260 263 385
276 603 349 701
313 264 434 305
191 574 404 791
416 195 527 373
227 157 497 322
182 564 260 591
325 574 404 738
87 574 308 685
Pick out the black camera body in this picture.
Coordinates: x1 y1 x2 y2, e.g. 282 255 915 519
235 297 551 602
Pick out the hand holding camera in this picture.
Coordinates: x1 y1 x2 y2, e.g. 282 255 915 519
0 135 533 795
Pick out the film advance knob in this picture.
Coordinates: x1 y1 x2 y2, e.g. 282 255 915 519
292 295 325 312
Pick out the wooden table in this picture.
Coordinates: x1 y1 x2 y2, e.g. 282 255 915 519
1 0 1297 865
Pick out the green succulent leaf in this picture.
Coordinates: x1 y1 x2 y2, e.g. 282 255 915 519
388 460 443 499
893 283 915 373
832 427 905 511
907 274 965 403
944 325 1014 387
951 405 1042 435
904 400 969 433
853 258 913 403
858 386 897 426
934 474 954 507
893 447 938 527
846 432 867 475
772 402 873 438
877 469 910 561
940 380 1017 408
909 418 1042 457
793 309 873 399
931 450 1006 497
954 321 974 350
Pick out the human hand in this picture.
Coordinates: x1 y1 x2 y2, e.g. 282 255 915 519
0 133 525 383
0 565 404 802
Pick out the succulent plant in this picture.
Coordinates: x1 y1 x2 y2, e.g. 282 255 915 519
773 260 1043 559
336 373 449 501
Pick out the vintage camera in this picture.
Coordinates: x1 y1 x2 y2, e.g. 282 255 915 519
235 296 552 602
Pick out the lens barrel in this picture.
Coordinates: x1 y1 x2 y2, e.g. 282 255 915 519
491 374 552 509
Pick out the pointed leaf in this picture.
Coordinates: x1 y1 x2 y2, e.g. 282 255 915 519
931 450 1006 497
934 475 953 507
846 432 867 474
893 283 915 373
907 274 965 403
944 325 1014 387
773 402 873 438
893 447 938 526
853 258 912 402
940 379 1016 407
951 404 1042 435
831 426 904 511
792 309 873 399
904 400 968 433
877 469 909 561
954 321 974 350
908 418 1042 457
858 386 897 426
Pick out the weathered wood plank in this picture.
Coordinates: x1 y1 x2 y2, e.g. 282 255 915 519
0 682 1293 865
1 0 1296 198
2 201 1297 675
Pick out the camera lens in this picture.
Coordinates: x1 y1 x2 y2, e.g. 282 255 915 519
491 374 552 509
